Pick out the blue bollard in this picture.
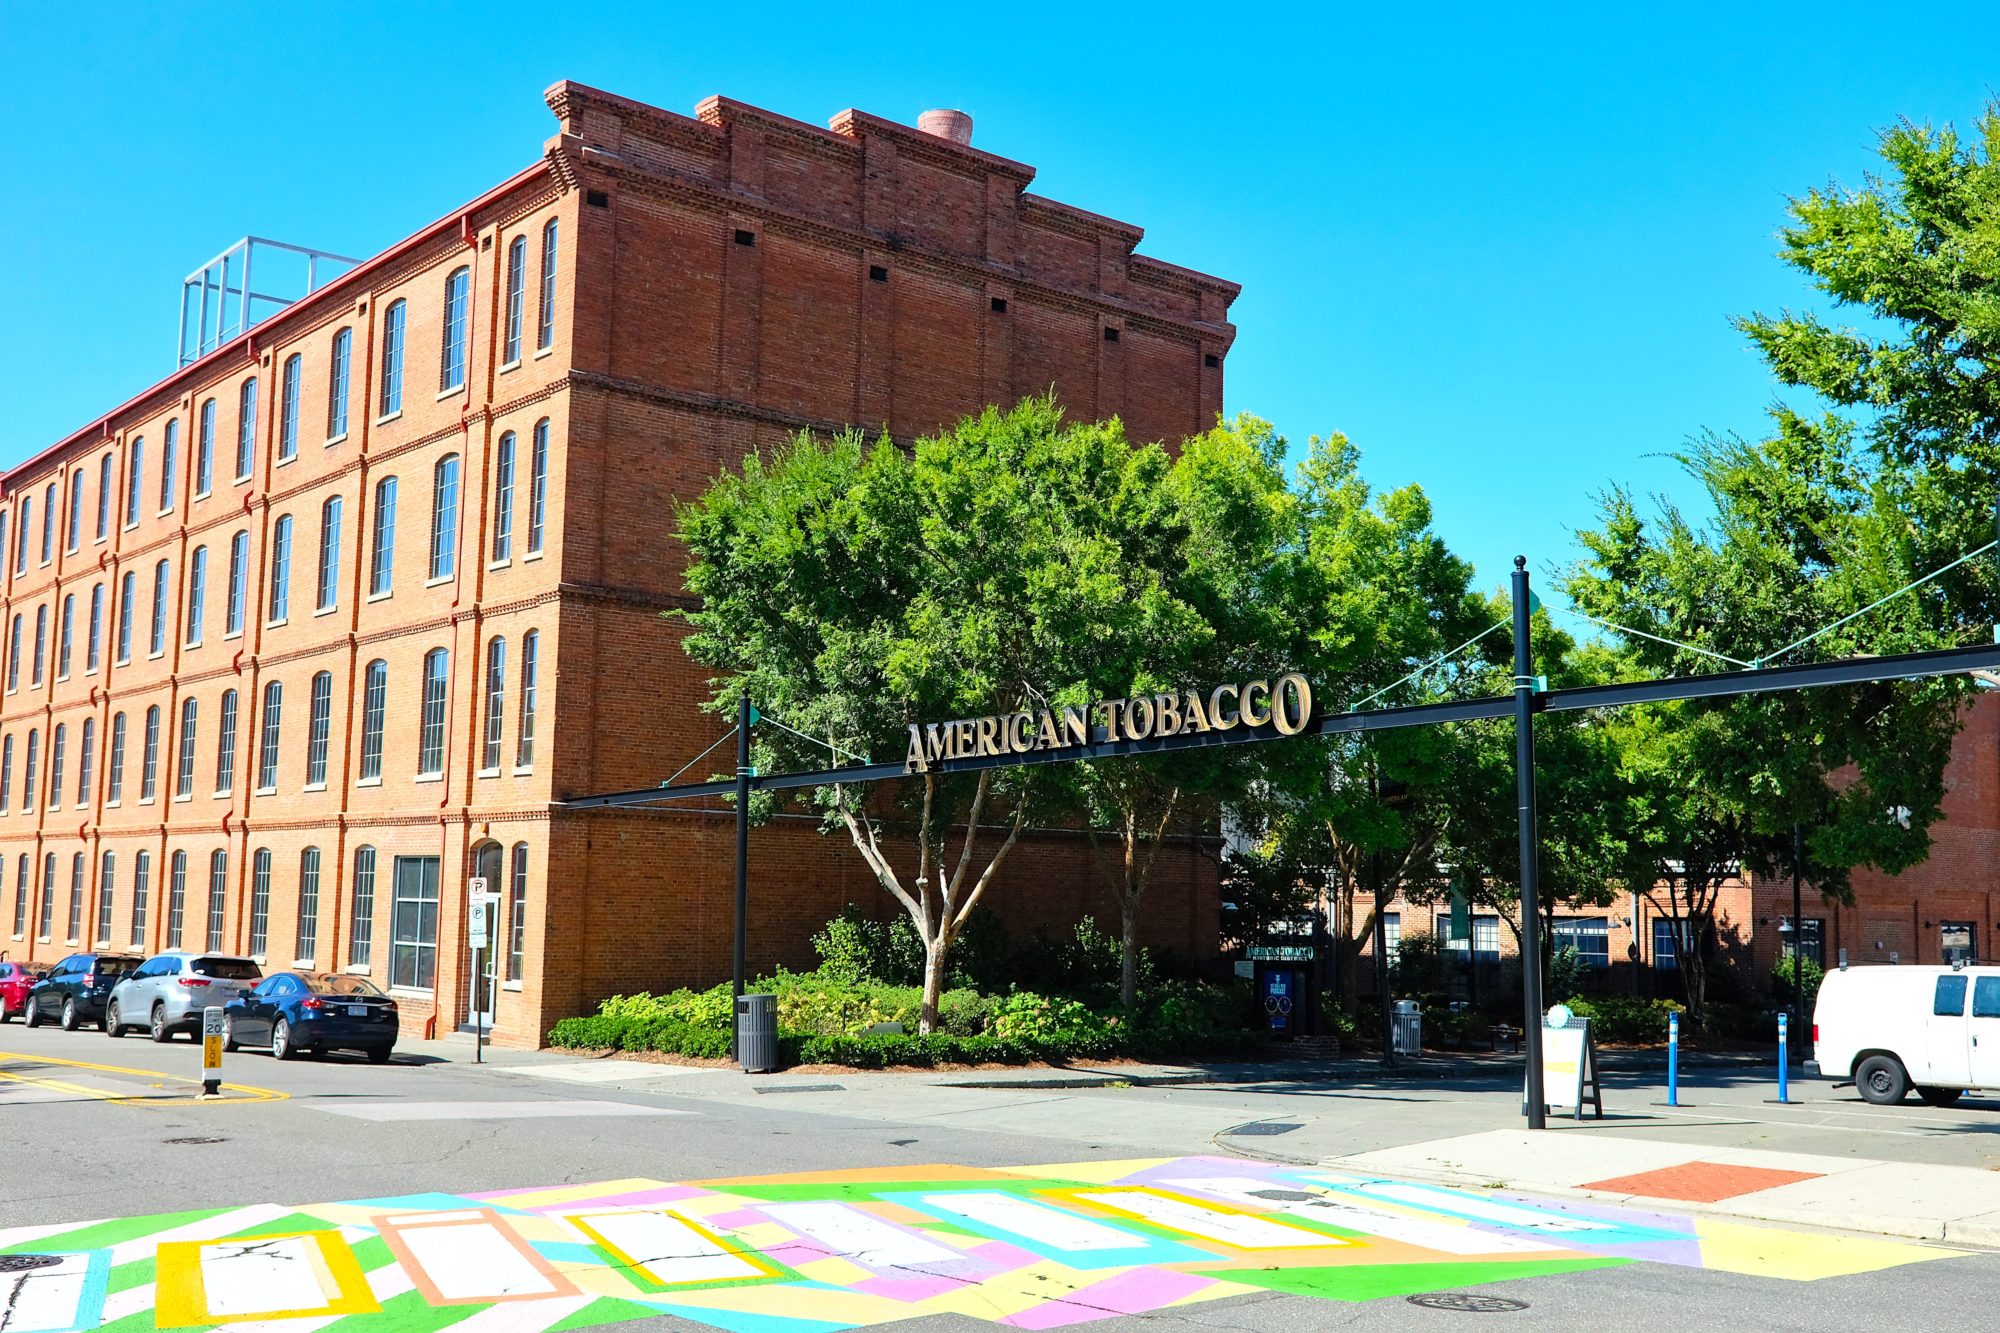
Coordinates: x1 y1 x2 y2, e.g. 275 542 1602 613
1777 1012 1790 1104
1667 1011 1679 1106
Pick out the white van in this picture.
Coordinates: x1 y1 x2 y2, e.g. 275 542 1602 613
1809 963 2000 1106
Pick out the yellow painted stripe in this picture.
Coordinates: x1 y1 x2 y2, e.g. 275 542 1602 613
0 1048 286 1104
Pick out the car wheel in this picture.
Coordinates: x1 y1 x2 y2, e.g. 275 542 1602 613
1856 1054 1910 1105
150 1003 171 1043
60 998 80 1032
24 997 42 1028
1917 1087 1963 1108
222 1016 239 1053
272 1018 295 1061
365 1047 392 1065
106 1000 124 1037
0 996 12 1023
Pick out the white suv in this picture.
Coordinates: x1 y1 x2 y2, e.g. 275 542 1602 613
107 952 263 1042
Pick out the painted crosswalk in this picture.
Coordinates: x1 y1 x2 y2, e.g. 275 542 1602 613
0 1155 1968 1332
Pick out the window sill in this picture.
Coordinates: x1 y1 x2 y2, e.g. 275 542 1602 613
148 651 164 661
390 986 434 1001
172 794 190 804
498 360 520 375
356 776 382 788
6 934 18 942
157 506 175 519
224 629 242 642
487 558 511 572
436 384 467 403
105 800 119 810
424 574 452 589
94 535 108 547
233 475 252 488
503 981 523 992
313 604 338 618
253 786 276 797
522 551 544 563
511 764 534 777
193 491 211 503
115 658 130 668
293 957 315 969
183 641 200 652
212 790 232 801
366 590 392 604
533 345 554 361
377 411 403 426
414 773 443 784
275 454 296 469
303 782 326 793
266 618 288 630
36 936 50 945
55 673 68 684
344 963 371 975
475 767 500 780
325 433 348 449
138 797 155 807
123 522 139 534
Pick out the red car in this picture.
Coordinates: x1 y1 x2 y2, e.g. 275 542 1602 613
0 960 37 1022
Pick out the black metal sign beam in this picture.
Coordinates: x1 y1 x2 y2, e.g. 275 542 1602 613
1539 640 2000 714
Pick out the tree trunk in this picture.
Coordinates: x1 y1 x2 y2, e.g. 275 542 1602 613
1119 902 1139 1009
920 932 949 1035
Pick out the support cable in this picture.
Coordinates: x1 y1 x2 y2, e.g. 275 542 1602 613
660 725 740 789
759 711 871 766
1554 606 1755 669
1756 539 1999 667
1347 620 1508 712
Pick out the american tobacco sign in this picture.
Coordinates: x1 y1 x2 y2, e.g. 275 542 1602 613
903 673 1314 774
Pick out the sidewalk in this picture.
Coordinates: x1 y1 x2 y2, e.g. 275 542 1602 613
1329 1129 2000 1248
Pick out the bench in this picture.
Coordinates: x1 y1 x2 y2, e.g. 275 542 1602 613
1489 1024 1523 1053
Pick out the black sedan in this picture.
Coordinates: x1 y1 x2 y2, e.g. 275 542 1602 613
222 971 398 1062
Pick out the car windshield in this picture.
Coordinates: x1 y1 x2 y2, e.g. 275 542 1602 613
305 974 387 998
193 958 262 981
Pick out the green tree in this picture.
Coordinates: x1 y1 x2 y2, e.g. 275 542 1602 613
676 398 1210 1032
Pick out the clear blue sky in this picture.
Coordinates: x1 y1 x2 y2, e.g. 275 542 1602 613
2 4 1995 597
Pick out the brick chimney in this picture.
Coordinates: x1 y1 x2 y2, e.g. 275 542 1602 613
917 109 973 146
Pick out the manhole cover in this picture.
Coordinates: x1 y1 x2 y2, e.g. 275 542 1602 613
1223 1122 1302 1137
163 1136 228 1146
1249 1188 1317 1201
1407 1292 1529 1313
0 1254 62 1272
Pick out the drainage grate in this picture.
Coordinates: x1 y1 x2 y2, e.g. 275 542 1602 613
162 1136 228 1146
751 1083 845 1095
1407 1293 1529 1313
0 1254 62 1272
1222 1121 1302 1137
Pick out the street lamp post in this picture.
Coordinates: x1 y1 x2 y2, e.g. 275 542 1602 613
1512 558 1548 1130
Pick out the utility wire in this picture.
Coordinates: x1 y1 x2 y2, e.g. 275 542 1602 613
1347 620 1508 712
761 710 872 765
1555 606 1756 668
1757 539 1999 667
660 725 740 788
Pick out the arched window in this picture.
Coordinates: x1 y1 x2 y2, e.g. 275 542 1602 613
517 630 538 768
206 849 228 951
328 328 352 438
507 842 529 982
235 376 258 481
418 648 449 776
482 637 506 771
527 419 549 554
166 850 188 948
67 852 84 942
278 354 301 461
317 496 343 611
268 513 293 622
23 728 38 811
359 659 387 780
491 431 515 563
176 697 198 799
306 671 333 787
31 604 46 683
503 236 527 364
97 850 115 943
185 545 207 646
38 852 54 939
41 481 55 561
257 679 283 791
96 451 113 540
116 571 134 662
429 454 459 580
440 266 470 392
47 723 65 811
77 717 94 808
126 435 145 527
140 706 161 800
370 476 397 595
150 559 170 655
66 468 83 552
108 711 126 804
160 418 179 511
380 300 407 416
214 689 238 795
131 850 150 947
11 857 25 937
86 582 103 672
12 492 27 575
538 218 559 350
4 613 16 690
56 593 73 677
0 733 11 812
226 530 249 635
349 846 377 967
298 847 322 960
196 398 215 495
249 848 271 956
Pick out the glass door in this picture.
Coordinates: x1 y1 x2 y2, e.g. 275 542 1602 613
468 844 502 1028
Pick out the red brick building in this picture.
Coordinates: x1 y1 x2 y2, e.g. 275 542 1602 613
0 82 1238 1045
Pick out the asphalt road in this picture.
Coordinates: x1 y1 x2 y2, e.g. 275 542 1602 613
3 1026 1998 1332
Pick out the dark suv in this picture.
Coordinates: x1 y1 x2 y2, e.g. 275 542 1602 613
23 952 144 1031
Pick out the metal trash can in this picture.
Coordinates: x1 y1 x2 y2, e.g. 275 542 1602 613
736 993 779 1073
1391 1000 1422 1056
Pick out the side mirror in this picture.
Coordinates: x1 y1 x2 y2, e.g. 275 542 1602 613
234 988 251 1001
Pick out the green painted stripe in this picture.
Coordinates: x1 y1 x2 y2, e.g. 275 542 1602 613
2 1206 232 1254
105 1256 156 1295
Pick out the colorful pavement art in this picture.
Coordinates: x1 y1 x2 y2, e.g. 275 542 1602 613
0 1155 1963 1331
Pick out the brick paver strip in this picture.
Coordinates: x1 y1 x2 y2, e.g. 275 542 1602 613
1580 1160 1824 1203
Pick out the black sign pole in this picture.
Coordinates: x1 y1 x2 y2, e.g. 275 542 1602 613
732 693 752 1057
1513 557 1548 1130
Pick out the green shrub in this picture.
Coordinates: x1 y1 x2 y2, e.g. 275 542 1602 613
937 988 997 1036
1702 1000 1772 1040
1771 953 1825 1007
1544 945 1588 1003
1560 996 1683 1044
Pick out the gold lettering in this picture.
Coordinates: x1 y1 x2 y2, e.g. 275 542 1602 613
1036 710 1061 750
1181 689 1212 732
975 716 1000 757
1155 692 1182 736
1209 683 1241 730
1103 699 1127 742
1061 704 1091 747
1007 711 1034 751
905 724 928 773
925 724 950 765
1242 678 1273 727
1273 672 1313 736
954 718 977 758
1126 695 1155 740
